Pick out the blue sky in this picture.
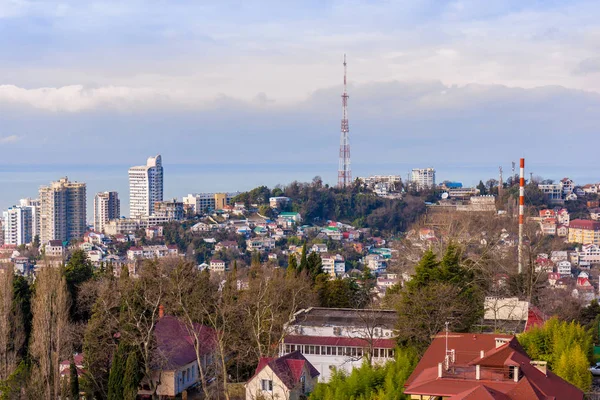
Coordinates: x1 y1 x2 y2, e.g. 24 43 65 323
1 0 600 194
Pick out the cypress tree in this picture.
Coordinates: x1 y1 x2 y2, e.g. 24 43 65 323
299 242 308 272
107 342 127 400
287 253 298 271
70 358 80 399
123 350 142 400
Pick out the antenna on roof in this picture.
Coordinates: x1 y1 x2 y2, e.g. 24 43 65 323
444 321 454 370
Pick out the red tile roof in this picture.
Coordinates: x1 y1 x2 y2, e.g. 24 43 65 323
405 332 583 400
251 351 319 390
569 219 600 230
152 315 216 370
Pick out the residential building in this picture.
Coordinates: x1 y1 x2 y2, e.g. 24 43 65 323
129 155 163 218
139 311 216 398
550 250 568 263
411 168 435 190
561 177 575 195
404 332 583 399
281 307 398 382
246 351 319 400
310 243 328 253
583 184 598 195
215 241 239 253
3 206 33 245
209 259 226 273
247 237 276 252
538 182 564 204
483 297 545 333
278 212 302 227
568 219 600 245
557 208 570 226
154 198 184 221
365 254 386 274
557 224 568 237
39 177 86 243
590 208 600 221
557 260 572 276
126 245 178 260
19 198 40 238
539 219 557 235
45 240 65 258
321 254 346 276
574 244 600 265
269 196 291 209
93 191 120 233
182 192 240 214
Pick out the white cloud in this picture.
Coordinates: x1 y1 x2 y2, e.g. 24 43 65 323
0 135 19 144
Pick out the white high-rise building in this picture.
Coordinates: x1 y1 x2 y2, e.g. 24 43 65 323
3 206 33 245
94 191 120 232
19 198 40 239
129 155 163 218
411 168 436 190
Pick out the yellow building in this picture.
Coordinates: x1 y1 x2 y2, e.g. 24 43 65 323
568 219 600 245
214 193 228 210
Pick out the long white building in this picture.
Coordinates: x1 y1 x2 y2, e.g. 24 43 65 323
129 155 163 218
94 191 120 232
19 198 40 239
3 206 33 245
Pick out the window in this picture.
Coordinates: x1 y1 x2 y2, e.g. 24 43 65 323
327 346 332 355
388 349 395 358
187 368 190 382
374 348 380 358
300 375 306 393
261 379 273 391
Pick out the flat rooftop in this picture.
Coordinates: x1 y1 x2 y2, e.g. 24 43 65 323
290 307 397 329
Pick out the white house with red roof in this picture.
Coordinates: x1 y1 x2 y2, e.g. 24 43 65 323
245 351 319 400
281 307 397 382
404 332 583 400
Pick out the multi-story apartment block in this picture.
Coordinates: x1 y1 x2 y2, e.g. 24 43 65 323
39 177 86 244
94 191 120 232
126 245 178 260
2 206 33 245
281 308 398 382
182 192 240 214
153 198 184 221
411 168 436 190
568 219 600 245
321 254 346 276
19 198 40 238
129 155 163 218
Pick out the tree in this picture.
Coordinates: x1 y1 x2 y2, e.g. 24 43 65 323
123 350 142 400
64 249 94 322
306 252 323 282
477 180 487 195
519 317 592 391
299 242 308 272
107 342 127 400
287 253 298 272
29 266 70 399
70 358 80 399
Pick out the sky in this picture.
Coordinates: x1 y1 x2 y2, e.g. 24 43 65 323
1 0 600 214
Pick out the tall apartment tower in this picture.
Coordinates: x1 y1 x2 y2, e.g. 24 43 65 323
19 198 40 239
129 155 163 218
39 177 87 244
3 206 33 245
411 168 436 190
94 191 120 232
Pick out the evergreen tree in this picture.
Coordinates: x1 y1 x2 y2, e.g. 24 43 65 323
477 180 487 195
107 342 127 400
64 249 94 321
287 253 298 271
123 350 142 400
299 242 308 272
307 252 323 281
70 358 79 399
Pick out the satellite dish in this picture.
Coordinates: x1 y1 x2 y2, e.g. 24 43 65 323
441 192 449 199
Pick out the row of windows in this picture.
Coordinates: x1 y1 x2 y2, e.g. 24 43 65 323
285 344 395 358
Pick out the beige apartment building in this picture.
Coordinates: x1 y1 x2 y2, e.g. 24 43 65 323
39 177 86 244
94 191 120 232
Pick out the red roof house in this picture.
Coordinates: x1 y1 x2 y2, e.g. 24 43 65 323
404 332 583 400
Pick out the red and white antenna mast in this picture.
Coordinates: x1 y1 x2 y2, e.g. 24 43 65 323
338 54 352 188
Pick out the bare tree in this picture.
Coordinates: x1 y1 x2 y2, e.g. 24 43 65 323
29 266 70 399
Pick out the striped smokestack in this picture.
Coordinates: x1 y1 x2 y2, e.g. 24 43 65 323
518 158 525 274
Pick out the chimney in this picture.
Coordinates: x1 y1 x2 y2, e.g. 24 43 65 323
159 305 165 319
480 350 485 358
438 362 443 378
531 361 547 376
476 365 481 380
513 366 520 382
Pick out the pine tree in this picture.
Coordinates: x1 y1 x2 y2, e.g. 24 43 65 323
307 252 323 281
107 342 127 400
123 350 141 400
70 358 79 399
